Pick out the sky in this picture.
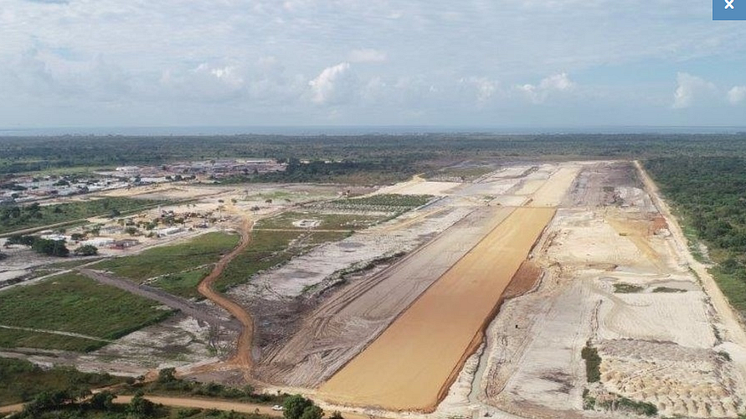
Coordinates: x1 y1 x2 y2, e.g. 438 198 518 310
1 0 746 130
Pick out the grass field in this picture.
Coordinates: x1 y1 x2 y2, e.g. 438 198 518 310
0 358 124 405
28 257 104 280
255 211 383 231
340 194 433 208
0 197 164 235
150 267 212 300
0 328 102 352
95 232 239 282
0 273 173 351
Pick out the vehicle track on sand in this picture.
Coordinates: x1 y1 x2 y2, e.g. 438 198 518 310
197 217 256 371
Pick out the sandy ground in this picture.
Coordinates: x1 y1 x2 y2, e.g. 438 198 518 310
529 165 582 207
374 176 461 196
452 161 746 419
320 208 556 411
230 205 471 303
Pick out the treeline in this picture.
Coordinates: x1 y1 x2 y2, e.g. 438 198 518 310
5 133 746 176
645 157 746 316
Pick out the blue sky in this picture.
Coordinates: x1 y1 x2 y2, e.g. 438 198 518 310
1 0 745 129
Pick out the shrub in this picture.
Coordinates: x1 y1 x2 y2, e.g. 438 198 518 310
74 244 98 256
581 345 602 383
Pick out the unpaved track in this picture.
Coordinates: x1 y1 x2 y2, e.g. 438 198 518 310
635 161 746 345
198 217 256 370
0 395 375 419
320 207 556 412
78 268 240 331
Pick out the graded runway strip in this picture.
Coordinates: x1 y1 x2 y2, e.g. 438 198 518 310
319 207 556 411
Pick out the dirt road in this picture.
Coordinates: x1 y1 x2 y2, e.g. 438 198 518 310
197 217 256 370
320 207 556 412
0 395 374 419
78 268 239 332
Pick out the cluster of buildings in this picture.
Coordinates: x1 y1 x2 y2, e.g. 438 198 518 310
0 158 286 206
39 233 140 250
1 176 130 204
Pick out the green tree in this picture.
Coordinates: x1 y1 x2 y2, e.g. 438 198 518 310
74 244 98 256
157 367 177 384
128 393 156 417
300 405 324 419
88 390 116 411
284 395 324 419
283 395 314 419
70 233 86 241
31 238 69 257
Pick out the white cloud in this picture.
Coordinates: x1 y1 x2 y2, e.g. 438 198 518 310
459 77 499 103
727 86 746 105
308 62 351 104
349 49 387 63
516 73 574 104
672 72 716 109
158 63 248 102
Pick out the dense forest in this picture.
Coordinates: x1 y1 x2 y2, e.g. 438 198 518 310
645 157 746 316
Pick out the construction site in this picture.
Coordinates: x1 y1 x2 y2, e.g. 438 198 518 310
2 160 746 419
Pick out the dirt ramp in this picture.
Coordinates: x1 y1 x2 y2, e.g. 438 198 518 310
319 207 556 412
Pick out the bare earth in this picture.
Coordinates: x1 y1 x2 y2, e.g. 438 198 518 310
320 207 556 411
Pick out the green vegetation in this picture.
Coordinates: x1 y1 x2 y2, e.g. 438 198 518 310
215 229 351 292
0 328 102 352
96 232 239 282
581 388 596 410
32 238 70 257
612 282 644 293
215 230 304 292
25 257 104 281
122 368 288 407
645 157 746 316
0 197 163 235
8 134 746 181
581 345 602 383
13 387 278 419
0 358 124 405
338 194 433 208
151 267 212 300
6 235 71 257
74 244 99 256
597 394 658 417
283 395 323 419
255 211 383 231
0 273 173 351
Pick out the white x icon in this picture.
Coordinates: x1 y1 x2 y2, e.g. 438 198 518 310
725 0 735 9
